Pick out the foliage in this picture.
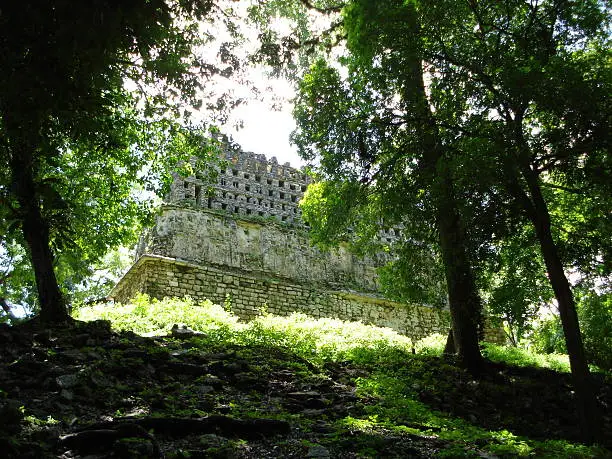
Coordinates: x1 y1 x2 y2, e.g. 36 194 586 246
76 294 415 366
377 241 447 309
77 294 580 374
531 315 568 356
76 294 241 337
0 241 37 316
1 120 219 310
547 183 612 282
577 290 612 371
244 312 415 366
532 290 612 371
482 342 571 374
267 0 610 438
68 248 134 309
75 296 609 457
0 0 230 319
413 333 447 356
247 0 343 79
292 7 488 369
411 334 573 374
480 228 554 346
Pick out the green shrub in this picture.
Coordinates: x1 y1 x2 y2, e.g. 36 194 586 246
579 291 612 371
236 312 415 366
413 333 446 356
75 293 241 337
530 291 611 371
482 342 570 372
530 315 566 355
76 296 414 366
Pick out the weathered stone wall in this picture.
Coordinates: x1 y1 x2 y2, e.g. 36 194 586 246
137 207 381 292
112 254 506 344
168 149 401 244
168 150 313 227
112 255 454 341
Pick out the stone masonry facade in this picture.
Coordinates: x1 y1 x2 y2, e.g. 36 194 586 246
112 147 505 344
112 255 451 341
169 150 313 227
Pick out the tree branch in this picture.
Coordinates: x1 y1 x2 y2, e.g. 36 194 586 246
298 0 344 14
540 182 587 194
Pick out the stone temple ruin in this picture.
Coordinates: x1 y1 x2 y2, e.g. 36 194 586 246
111 146 504 343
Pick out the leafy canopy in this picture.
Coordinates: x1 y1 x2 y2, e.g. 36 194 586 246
0 0 229 311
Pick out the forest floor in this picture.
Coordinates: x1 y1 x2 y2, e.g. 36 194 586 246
0 300 610 458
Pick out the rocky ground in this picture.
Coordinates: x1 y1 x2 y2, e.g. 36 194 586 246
0 319 610 458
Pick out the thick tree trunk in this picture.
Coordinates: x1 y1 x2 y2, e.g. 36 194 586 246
10 152 68 323
394 5 483 372
524 174 601 444
400 42 483 372
436 163 483 373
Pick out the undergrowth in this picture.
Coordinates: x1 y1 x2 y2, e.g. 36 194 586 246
76 294 416 366
481 342 571 373
75 295 608 457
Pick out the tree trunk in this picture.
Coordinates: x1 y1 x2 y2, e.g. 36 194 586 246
524 173 601 444
443 328 455 355
436 162 483 373
391 3 483 373
1 298 17 322
399 36 483 372
10 152 68 324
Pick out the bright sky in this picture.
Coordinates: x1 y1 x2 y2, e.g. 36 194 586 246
224 84 304 168
193 4 309 169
